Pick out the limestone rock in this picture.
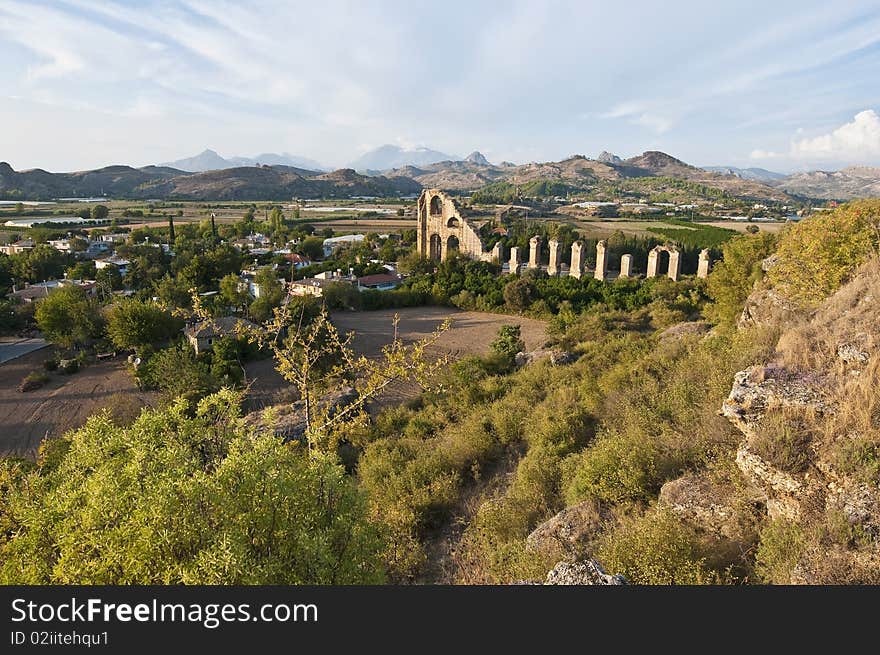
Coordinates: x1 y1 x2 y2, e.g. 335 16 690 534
738 287 802 329
526 500 604 556
658 321 712 341
544 560 626 585
837 343 869 365
658 473 746 538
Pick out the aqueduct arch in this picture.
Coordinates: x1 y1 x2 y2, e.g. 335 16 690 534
417 189 494 262
646 245 681 281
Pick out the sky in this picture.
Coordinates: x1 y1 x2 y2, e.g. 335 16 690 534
1 0 879 173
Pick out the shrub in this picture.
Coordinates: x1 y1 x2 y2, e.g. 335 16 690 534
42 358 59 371
58 358 79 375
596 508 731 584
748 407 813 473
768 200 880 306
754 519 805 584
18 371 49 392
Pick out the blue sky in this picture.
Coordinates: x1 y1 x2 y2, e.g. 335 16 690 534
1 0 879 172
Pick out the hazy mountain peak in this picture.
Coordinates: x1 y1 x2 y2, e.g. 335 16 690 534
349 144 459 171
596 151 623 164
703 165 786 182
465 151 491 166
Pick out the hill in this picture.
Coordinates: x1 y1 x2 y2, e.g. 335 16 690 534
703 166 786 183
0 162 420 200
777 166 880 200
160 148 325 172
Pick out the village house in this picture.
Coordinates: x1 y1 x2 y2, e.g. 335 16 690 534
95 256 131 276
0 239 34 255
356 273 401 291
8 278 97 304
184 316 257 355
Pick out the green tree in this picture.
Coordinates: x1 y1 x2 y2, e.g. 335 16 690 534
299 236 325 260
90 204 109 220
106 298 182 354
705 232 777 325
490 324 525 362
503 277 536 313
219 273 251 313
0 389 386 584
10 245 66 283
34 286 102 349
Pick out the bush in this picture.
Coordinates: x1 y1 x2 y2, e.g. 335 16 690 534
19 371 49 392
768 200 880 306
42 358 58 371
748 407 813 473
596 508 731 584
58 359 79 375
754 519 805 584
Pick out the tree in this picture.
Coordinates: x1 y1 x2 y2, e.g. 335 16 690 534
140 341 214 400
95 266 123 293
91 205 109 220
66 260 96 281
503 277 536 313
34 286 102 349
219 273 251 313
10 244 66 283
705 232 777 325
0 389 386 584
299 236 325 260
168 214 176 244
490 324 524 362
106 298 181 354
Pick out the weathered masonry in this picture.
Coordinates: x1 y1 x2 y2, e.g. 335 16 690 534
417 189 712 279
417 189 496 262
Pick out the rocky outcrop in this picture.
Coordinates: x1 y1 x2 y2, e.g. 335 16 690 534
526 500 605 557
738 287 803 328
544 560 626 585
658 321 712 341
658 474 750 539
514 349 577 367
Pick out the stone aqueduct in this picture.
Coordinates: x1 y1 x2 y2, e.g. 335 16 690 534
417 189 712 281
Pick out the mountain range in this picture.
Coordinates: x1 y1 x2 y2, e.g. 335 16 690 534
2 149 879 202
348 145 461 172
160 149 326 172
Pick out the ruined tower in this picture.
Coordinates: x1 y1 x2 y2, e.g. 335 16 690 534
569 241 585 279
594 239 608 281
509 246 522 275
697 249 711 279
528 236 542 269
619 253 633 278
547 239 561 276
417 189 493 262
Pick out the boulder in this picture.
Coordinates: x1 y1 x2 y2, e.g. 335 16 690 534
526 500 605 557
544 560 626 585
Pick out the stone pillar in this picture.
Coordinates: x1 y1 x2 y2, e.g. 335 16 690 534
528 236 542 269
646 247 660 278
697 249 710 279
569 241 585 279
491 241 504 264
547 239 561 276
668 248 681 281
508 246 521 275
594 239 608 281
619 253 633 278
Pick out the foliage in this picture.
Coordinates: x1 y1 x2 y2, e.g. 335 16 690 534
767 201 880 306
0 390 385 584
8 244 67 284
596 509 730 584
754 519 805 584
139 341 215 401
106 297 182 354
34 286 102 349
19 370 49 392
705 232 778 325
503 278 536 313
490 324 525 362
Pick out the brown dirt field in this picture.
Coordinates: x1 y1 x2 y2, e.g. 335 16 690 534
332 307 548 408
0 351 158 459
699 220 785 233
332 306 548 359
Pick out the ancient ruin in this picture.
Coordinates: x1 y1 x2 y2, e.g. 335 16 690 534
417 189 710 280
646 245 682 281
417 189 494 262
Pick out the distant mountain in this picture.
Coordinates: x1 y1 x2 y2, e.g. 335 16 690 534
778 166 880 200
0 162 419 201
624 151 699 176
703 166 786 183
596 151 623 164
349 145 459 171
465 151 491 166
160 149 325 172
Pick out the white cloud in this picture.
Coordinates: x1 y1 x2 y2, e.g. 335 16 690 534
791 110 880 160
601 103 673 134
750 149 782 159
